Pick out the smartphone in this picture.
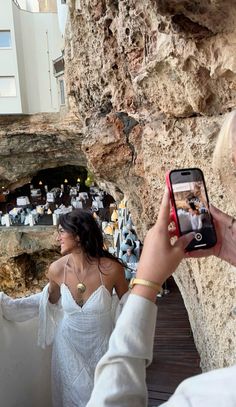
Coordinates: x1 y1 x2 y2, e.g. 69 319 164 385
166 168 217 251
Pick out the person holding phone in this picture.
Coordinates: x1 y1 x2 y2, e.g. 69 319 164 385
86 111 236 407
86 190 236 407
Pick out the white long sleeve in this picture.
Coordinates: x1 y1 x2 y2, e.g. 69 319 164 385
0 291 53 407
87 293 157 407
162 364 236 407
0 284 63 349
0 291 41 322
87 294 236 407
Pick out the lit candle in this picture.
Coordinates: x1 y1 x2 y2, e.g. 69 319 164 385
5 214 10 227
29 214 34 227
52 213 58 225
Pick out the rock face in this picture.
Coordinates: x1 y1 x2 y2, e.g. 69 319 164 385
0 226 60 297
0 0 235 372
64 0 236 371
0 113 85 190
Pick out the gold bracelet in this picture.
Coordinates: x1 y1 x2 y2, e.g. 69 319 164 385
129 277 162 293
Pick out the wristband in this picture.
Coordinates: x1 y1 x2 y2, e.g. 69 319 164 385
129 277 162 293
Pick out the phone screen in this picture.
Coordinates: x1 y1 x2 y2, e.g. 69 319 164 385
169 168 217 250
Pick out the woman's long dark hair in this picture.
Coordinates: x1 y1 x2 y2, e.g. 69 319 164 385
59 209 124 267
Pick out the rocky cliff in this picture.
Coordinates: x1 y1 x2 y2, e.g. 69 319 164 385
0 0 235 371
0 113 85 190
64 0 236 371
0 226 60 296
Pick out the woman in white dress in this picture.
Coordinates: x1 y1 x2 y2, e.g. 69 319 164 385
0 209 128 407
188 203 202 230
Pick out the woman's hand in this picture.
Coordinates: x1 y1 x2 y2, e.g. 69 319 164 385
186 205 236 266
132 189 194 302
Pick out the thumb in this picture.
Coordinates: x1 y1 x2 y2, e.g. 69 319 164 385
175 232 195 252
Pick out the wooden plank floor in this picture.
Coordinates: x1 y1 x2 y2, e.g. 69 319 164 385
147 278 201 406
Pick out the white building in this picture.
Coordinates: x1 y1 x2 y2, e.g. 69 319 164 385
56 0 68 36
0 0 65 114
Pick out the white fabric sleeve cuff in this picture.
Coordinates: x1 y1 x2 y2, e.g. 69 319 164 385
0 291 41 322
109 293 157 366
38 283 63 348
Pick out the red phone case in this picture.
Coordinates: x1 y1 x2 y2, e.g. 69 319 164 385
165 171 181 237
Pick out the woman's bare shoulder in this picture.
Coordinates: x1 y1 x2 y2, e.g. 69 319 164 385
48 255 70 279
100 257 124 275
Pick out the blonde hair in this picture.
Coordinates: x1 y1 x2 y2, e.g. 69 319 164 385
213 110 236 196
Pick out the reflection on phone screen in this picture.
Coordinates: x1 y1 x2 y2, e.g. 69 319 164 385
172 180 212 234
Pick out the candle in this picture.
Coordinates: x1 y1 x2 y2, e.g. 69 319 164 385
29 214 34 227
53 213 58 226
5 214 10 227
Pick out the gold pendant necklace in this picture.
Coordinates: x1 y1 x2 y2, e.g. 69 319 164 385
71 255 87 303
77 282 86 294
76 281 86 307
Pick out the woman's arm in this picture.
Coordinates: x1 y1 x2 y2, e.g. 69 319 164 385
48 279 61 304
46 263 61 304
87 294 157 407
132 190 194 302
113 263 129 299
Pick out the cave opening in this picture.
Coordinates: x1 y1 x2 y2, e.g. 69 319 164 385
2 165 89 212
0 165 116 223
31 165 88 192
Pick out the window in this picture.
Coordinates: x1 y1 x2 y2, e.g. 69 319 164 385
0 31 11 48
59 79 65 105
0 77 16 97
53 56 64 77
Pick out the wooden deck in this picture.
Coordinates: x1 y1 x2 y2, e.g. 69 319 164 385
147 278 201 406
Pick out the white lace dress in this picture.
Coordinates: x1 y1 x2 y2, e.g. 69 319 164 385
50 282 114 407
0 275 127 407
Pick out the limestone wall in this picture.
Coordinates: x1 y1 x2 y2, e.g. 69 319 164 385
64 0 236 370
0 226 60 297
0 113 85 190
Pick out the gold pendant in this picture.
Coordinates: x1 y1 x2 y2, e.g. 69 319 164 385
77 282 86 294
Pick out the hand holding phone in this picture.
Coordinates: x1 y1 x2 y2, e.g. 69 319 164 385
166 168 217 251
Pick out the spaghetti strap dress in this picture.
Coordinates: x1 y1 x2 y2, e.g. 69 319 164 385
51 262 114 407
0 258 129 407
